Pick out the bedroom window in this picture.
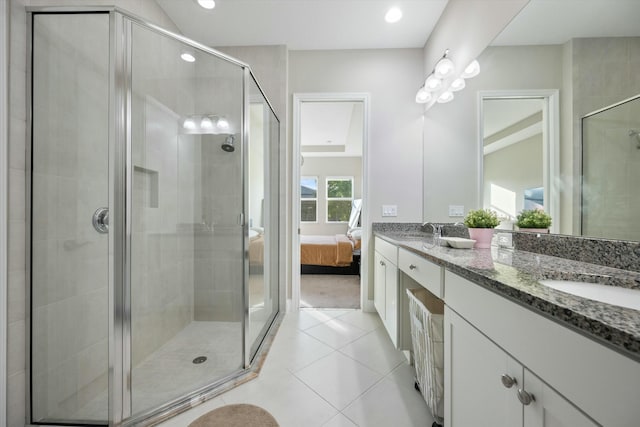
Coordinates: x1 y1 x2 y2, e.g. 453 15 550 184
301 176 318 222
326 177 353 222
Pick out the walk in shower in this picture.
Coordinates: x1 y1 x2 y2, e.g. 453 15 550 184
27 8 280 426
582 94 640 241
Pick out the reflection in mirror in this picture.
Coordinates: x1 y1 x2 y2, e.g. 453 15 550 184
481 0 640 241
481 94 558 233
582 95 640 241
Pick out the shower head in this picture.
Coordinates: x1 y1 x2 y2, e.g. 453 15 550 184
629 130 640 149
221 135 235 152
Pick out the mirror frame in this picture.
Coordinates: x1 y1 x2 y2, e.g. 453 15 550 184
478 89 560 233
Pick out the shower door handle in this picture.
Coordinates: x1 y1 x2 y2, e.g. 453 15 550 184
92 207 109 234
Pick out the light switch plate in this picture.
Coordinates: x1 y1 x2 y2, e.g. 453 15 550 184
382 205 398 217
449 205 464 217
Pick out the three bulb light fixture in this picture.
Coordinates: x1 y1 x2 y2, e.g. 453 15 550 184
181 114 230 134
415 49 480 107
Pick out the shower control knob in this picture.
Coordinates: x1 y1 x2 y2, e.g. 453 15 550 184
92 207 109 234
379 260 385 266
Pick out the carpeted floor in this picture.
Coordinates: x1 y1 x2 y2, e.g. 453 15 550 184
300 274 361 309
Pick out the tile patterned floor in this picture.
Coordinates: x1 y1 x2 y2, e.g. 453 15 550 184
158 309 434 427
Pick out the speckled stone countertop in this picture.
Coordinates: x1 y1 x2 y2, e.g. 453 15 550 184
374 229 640 363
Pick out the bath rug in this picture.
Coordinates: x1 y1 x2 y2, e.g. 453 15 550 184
188 403 279 427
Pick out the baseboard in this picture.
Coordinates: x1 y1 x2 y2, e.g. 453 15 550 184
362 299 375 313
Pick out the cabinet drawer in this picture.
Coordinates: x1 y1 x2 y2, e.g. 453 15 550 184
374 237 398 263
398 248 443 298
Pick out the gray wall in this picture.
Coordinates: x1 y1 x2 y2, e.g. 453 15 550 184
289 48 425 302
300 156 362 236
483 134 543 220
423 45 564 223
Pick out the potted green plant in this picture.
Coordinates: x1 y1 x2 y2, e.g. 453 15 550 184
516 209 552 233
463 209 500 248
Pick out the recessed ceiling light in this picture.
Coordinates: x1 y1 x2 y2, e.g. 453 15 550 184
181 52 196 62
197 0 216 10
385 7 402 23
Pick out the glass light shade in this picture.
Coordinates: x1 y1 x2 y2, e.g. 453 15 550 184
200 116 214 130
197 0 216 9
183 118 197 130
425 74 442 91
415 87 432 104
450 78 466 92
434 57 455 79
437 91 454 104
385 7 403 23
461 60 480 78
180 52 196 63
217 117 230 130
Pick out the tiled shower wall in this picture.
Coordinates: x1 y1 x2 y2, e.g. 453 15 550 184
570 37 640 240
6 1 181 425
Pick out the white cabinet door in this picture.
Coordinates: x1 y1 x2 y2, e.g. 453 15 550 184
445 308 522 427
523 370 598 427
384 258 398 346
374 251 386 320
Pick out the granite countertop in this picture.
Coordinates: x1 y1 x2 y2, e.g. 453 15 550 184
375 230 640 362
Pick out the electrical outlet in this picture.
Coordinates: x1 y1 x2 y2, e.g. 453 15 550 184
496 232 513 248
382 205 398 217
449 205 464 217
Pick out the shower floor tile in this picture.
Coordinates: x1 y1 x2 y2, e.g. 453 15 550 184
70 321 242 421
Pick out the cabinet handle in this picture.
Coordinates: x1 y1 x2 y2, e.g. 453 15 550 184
500 374 517 388
379 260 385 266
517 389 535 405
409 264 417 270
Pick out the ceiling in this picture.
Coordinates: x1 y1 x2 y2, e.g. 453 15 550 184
300 102 363 157
491 0 640 46
156 1 640 51
156 0 448 50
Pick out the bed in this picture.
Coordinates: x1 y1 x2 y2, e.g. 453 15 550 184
300 199 362 275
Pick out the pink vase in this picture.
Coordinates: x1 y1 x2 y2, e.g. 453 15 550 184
468 228 494 249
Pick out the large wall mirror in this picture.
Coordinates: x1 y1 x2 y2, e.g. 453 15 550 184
479 0 640 241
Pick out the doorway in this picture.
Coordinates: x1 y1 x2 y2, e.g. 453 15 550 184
292 93 370 310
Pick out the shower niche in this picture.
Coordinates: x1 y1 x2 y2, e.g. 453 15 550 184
28 8 280 426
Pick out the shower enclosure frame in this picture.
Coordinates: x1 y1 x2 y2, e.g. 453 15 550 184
25 7 281 426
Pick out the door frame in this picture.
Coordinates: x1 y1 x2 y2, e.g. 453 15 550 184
291 92 370 310
0 0 8 420
477 89 560 233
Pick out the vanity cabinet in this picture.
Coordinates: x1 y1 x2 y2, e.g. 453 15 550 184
374 237 399 346
446 308 597 427
444 270 640 427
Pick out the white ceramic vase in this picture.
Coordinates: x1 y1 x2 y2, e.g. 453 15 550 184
468 228 494 249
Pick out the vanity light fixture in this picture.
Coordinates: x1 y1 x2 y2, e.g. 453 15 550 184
181 115 231 134
385 7 403 23
180 52 196 62
461 59 480 78
437 91 454 104
197 0 216 9
200 116 214 130
415 49 480 109
450 77 466 92
217 117 229 130
415 87 432 104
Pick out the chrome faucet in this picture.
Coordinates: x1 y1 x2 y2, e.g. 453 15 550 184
422 222 443 246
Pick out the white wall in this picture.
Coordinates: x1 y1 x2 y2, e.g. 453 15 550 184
423 45 563 222
300 156 362 236
483 134 543 218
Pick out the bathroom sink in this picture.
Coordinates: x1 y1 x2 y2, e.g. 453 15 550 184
538 279 640 311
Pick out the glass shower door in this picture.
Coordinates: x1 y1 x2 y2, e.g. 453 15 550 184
128 21 245 417
30 12 111 424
